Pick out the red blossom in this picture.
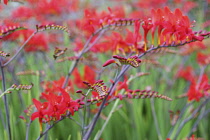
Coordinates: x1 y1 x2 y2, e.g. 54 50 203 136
180 41 206 55
41 76 74 95
31 99 49 132
187 82 203 101
77 7 125 36
151 7 204 45
142 19 153 50
12 6 34 20
187 75 210 101
103 59 118 67
3 0 8 5
73 66 96 88
111 77 129 96
41 92 63 120
197 52 210 65
57 87 79 116
176 66 196 83
31 88 80 132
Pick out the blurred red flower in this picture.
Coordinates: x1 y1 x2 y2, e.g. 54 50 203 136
73 66 96 88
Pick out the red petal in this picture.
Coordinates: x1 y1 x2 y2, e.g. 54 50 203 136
102 59 116 67
31 112 39 121
32 99 42 110
4 0 8 5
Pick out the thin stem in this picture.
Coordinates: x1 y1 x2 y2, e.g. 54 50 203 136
3 31 37 67
0 102 6 129
62 29 106 88
167 102 193 138
0 59 11 140
196 65 207 90
94 99 120 140
36 114 83 140
82 90 91 136
82 44 171 140
173 98 210 139
150 98 162 140
25 121 32 140
0 88 14 98
36 118 64 140
69 116 82 127
188 106 207 136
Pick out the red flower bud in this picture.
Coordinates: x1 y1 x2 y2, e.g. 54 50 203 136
102 59 116 67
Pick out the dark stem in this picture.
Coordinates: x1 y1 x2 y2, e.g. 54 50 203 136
25 121 32 140
150 98 162 140
3 31 37 67
82 44 171 140
167 102 193 138
173 98 210 139
188 106 207 136
62 29 106 88
36 120 63 140
0 59 11 140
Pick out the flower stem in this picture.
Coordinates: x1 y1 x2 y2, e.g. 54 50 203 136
3 31 37 67
173 98 210 139
0 59 11 140
150 98 162 140
94 99 120 140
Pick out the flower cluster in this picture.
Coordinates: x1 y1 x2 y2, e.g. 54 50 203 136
31 87 80 132
76 6 209 57
149 7 204 46
177 66 210 101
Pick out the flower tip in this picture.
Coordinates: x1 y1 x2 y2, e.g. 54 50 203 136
112 55 121 59
96 80 104 83
83 81 91 87
76 90 83 93
167 97 173 101
102 59 116 67
19 116 25 120
137 59 142 63
79 102 85 105
83 81 89 84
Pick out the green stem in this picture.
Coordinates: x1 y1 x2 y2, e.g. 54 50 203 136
94 99 120 140
0 59 11 140
150 98 162 140
3 31 37 67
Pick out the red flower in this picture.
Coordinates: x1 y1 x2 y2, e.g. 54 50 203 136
12 6 34 20
111 76 129 96
31 99 49 132
41 92 63 120
187 74 210 101
31 87 80 132
23 30 49 52
187 82 203 101
151 7 204 45
41 76 74 95
142 19 153 51
197 52 210 65
180 41 206 55
176 66 196 83
58 87 79 115
77 7 125 36
73 66 96 88
3 0 8 5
